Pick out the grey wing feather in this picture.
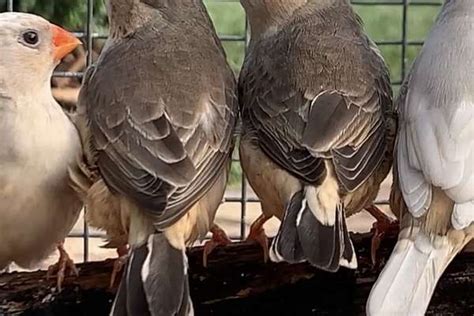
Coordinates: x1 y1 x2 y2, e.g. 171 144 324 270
240 66 326 185
240 51 391 192
303 88 389 192
84 46 196 215
82 31 237 227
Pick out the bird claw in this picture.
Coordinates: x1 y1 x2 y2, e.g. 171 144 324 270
370 227 385 267
246 226 269 263
110 254 129 288
47 244 78 291
109 245 129 288
366 205 399 267
245 214 271 263
203 225 231 267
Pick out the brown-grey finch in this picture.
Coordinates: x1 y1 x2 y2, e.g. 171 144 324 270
239 0 396 271
71 0 238 315
368 1 474 314
0 12 82 290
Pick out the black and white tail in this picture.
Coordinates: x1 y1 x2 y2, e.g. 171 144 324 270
110 233 193 316
270 189 357 272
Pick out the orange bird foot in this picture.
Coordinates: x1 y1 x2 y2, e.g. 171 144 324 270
366 205 399 266
203 225 232 267
246 214 271 263
47 241 79 291
110 244 129 288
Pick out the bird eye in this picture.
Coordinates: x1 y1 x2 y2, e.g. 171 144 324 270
22 31 39 46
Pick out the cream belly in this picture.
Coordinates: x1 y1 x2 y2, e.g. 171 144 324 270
239 133 301 221
0 98 83 269
0 179 81 268
84 164 230 251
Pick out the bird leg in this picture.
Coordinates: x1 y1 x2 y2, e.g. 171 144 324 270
246 214 272 263
366 205 399 266
110 244 129 288
203 224 232 267
47 241 79 291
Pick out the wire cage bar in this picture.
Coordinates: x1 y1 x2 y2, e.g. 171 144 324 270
1 0 443 263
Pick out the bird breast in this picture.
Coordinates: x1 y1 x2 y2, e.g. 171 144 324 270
0 97 82 268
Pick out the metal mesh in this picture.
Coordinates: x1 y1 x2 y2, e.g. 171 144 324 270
2 0 443 263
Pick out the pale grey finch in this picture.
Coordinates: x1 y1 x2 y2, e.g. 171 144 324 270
0 12 82 289
368 1 474 314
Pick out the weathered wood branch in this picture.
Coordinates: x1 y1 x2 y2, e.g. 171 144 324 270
1 232 473 315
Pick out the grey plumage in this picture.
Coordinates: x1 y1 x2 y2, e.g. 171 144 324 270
73 0 237 314
239 0 394 271
368 1 474 314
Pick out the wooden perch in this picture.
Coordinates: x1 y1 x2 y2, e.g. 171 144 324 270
1 232 473 315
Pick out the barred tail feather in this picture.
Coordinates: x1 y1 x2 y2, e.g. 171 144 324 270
110 233 193 316
270 189 357 272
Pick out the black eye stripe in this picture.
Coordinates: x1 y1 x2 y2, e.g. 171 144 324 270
22 31 39 45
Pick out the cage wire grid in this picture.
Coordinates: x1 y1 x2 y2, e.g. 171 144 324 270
2 0 442 263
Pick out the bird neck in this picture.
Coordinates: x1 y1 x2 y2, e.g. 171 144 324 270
0 64 53 101
106 0 204 38
439 0 474 22
244 0 307 42
106 0 158 39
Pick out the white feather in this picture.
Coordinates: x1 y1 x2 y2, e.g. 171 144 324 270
141 235 154 283
452 201 474 230
397 2 474 217
0 93 82 269
371 3 474 314
295 198 307 227
0 12 82 269
367 228 459 316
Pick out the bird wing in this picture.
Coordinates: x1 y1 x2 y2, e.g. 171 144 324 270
80 35 237 229
239 36 392 192
397 53 474 222
398 88 474 214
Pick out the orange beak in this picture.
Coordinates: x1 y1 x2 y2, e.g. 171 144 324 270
51 24 81 62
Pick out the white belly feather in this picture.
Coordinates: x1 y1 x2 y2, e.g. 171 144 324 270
0 98 82 269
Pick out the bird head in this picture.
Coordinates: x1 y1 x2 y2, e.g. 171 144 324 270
104 0 203 39
0 13 80 91
240 0 308 41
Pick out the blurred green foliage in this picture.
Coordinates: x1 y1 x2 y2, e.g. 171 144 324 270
0 0 443 186
0 0 108 31
0 0 442 81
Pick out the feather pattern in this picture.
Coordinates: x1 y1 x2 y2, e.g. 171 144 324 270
78 13 237 230
239 1 392 192
239 0 393 273
368 2 474 314
397 0 474 219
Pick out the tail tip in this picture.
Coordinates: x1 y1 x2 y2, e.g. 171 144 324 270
339 253 357 270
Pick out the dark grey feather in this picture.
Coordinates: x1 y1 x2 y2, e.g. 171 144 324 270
127 246 151 316
142 234 192 316
110 245 150 316
270 191 355 272
270 191 305 263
